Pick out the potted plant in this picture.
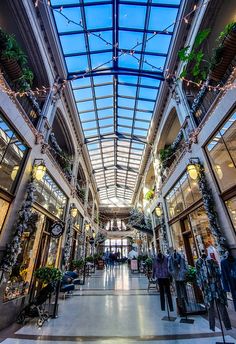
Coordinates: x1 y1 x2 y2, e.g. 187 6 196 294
209 22 236 81
185 266 197 284
34 267 62 285
0 28 34 91
72 259 84 275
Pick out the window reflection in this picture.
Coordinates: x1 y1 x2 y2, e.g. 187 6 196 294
206 111 236 192
166 171 201 219
225 197 236 233
34 173 67 220
0 112 27 194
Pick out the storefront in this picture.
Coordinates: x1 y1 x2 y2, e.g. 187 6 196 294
4 171 67 302
0 111 28 233
165 171 218 265
205 109 236 234
103 238 129 258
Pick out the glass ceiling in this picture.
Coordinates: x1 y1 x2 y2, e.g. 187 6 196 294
51 0 181 206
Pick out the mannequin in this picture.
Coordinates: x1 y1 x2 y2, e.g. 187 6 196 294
153 250 173 312
221 253 236 311
168 250 188 314
206 241 220 264
196 250 231 331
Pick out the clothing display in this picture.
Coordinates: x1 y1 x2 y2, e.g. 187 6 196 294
153 253 173 312
221 255 236 311
207 245 220 264
168 252 187 281
196 256 231 331
153 254 169 279
158 277 174 312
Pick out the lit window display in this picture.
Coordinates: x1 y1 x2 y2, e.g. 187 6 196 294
0 112 27 194
206 111 236 192
170 206 218 265
166 172 201 219
4 211 45 302
34 172 67 220
225 197 236 233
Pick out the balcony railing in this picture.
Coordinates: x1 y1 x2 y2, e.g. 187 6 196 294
76 185 86 204
187 56 236 126
48 142 72 184
1 65 43 127
160 130 187 184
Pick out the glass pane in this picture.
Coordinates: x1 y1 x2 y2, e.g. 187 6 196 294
0 198 10 233
225 197 236 234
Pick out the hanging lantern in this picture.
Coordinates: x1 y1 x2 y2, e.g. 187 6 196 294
70 205 78 218
34 162 46 181
11 165 19 180
155 206 162 217
187 164 199 180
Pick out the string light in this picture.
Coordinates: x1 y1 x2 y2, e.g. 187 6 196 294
3 0 234 100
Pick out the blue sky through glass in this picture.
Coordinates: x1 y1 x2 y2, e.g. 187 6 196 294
51 0 181 204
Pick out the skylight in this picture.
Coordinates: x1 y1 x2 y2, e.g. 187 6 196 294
51 0 181 205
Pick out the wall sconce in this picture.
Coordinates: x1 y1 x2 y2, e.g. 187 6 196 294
33 159 46 181
11 165 19 180
155 206 162 217
187 158 200 180
85 224 90 232
70 203 78 218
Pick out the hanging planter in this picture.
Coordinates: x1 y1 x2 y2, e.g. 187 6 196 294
209 23 236 81
0 28 34 91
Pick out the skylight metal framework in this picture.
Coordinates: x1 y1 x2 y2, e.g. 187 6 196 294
51 0 181 204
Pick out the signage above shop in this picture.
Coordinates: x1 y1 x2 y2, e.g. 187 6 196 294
50 222 64 238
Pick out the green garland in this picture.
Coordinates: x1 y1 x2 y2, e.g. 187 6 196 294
196 162 227 254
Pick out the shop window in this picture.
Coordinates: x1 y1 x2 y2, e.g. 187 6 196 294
166 171 201 219
225 197 236 233
0 197 10 233
170 222 184 252
206 111 236 192
4 211 45 302
46 237 60 267
0 112 27 194
34 172 67 220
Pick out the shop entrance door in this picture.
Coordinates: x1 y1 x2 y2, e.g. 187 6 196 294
180 218 197 266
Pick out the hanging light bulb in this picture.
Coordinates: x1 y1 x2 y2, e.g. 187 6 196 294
34 161 46 181
187 164 199 180
155 206 162 217
11 165 19 181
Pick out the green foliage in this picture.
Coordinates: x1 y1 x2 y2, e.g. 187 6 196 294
0 28 34 91
72 259 84 270
217 22 236 42
85 256 94 263
138 254 148 262
34 267 62 284
144 190 154 201
185 266 196 283
145 257 153 268
178 29 211 82
159 146 174 167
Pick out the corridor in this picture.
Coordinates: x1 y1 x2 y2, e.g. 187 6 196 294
0 265 235 344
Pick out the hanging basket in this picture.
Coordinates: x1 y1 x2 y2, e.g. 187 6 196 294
0 56 22 81
209 28 236 81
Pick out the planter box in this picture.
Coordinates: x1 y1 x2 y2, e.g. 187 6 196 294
0 57 22 81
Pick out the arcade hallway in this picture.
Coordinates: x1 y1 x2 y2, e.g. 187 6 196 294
0 265 235 344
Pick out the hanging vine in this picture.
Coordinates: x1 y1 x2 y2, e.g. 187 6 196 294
0 180 38 274
196 162 227 254
63 216 74 268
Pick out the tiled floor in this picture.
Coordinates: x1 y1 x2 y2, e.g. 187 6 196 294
0 264 235 344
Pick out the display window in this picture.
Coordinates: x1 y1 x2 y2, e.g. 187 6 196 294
225 196 236 232
0 111 28 194
206 111 236 192
0 197 10 233
206 110 236 233
170 206 218 265
166 171 201 219
34 172 67 220
3 210 45 302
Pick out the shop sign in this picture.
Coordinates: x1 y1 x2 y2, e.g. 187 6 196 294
50 222 64 238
